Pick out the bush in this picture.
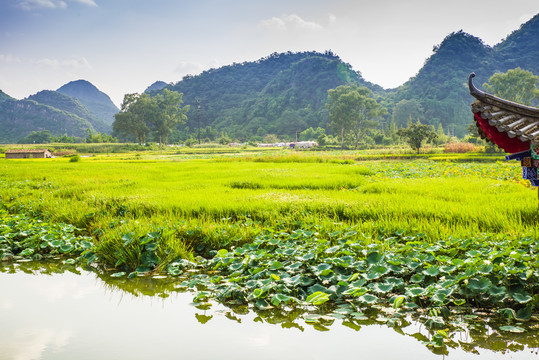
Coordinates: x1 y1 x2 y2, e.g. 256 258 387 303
444 142 481 153
69 155 81 162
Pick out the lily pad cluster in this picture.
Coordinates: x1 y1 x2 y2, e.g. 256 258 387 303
0 210 93 262
167 228 538 320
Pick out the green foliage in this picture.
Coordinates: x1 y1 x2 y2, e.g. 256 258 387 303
326 85 385 149
28 90 111 134
397 121 438 154
17 130 53 144
113 89 188 145
0 210 92 261
161 51 382 142
86 130 118 143
483 67 539 106
392 99 424 128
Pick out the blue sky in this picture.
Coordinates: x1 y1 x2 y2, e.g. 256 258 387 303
1 0 537 106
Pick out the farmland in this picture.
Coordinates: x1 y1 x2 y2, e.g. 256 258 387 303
0 148 538 353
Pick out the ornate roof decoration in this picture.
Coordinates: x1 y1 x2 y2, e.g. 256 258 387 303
469 73 539 153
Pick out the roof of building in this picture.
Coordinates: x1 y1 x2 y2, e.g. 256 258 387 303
5 149 51 154
469 73 539 153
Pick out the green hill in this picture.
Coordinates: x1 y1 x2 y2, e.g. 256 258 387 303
384 14 538 137
57 80 119 127
28 90 111 133
0 98 96 143
159 51 381 141
147 14 537 141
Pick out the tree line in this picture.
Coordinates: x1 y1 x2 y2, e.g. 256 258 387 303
85 67 535 153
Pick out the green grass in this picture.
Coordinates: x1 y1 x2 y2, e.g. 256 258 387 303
0 153 536 261
1 149 536 353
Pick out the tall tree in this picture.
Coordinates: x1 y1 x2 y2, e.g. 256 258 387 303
113 93 152 144
397 120 438 154
326 85 385 149
483 67 539 106
349 88 386 149
326 85 354 149
151 89 189 145
113 90 188 145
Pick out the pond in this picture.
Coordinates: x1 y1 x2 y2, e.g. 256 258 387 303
1 263 537 360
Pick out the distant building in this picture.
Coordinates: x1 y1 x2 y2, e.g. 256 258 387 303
5 149 52 159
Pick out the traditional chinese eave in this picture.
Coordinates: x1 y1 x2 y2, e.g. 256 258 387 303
468 73 539 154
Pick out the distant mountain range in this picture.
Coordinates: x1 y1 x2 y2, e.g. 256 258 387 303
0 80 118 143
0 13 537 143
150 13 539 140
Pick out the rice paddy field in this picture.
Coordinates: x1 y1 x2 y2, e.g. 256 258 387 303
0 148 538 355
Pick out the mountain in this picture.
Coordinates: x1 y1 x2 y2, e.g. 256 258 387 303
0 97 96 143
144 81 168 93
494 13 539 75
0 90 14 102
158 51 382 141
387 14 539 137
27 90 111 133
0 79 119 143
57 80 119 126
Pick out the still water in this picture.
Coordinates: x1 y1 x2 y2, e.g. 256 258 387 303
0 264 537 360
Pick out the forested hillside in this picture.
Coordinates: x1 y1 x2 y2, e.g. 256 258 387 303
0 96 96 143
156 51 381 142
1 14 537 144
388 14 539 137
149 14 538 142
57 80 119 127
28 90 111 133
0 80 118 143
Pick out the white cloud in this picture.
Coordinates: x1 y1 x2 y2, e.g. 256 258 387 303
18 0 97 10
35 56 91 69
72 0 97 6
329 14 337 24
18 0 67 10
260 14 322 31
0 54 21 63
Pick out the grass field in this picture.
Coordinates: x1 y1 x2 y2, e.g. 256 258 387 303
0 150 535 242
0 149 537 341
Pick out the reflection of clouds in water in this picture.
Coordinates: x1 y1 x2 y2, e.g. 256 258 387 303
0 300 13 310
246 334 271 347
0 328 71 360
32 275 100 302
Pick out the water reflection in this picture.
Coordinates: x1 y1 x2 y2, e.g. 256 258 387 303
0 261 537 360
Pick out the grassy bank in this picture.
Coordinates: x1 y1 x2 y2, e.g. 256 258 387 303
0 151 537 346
0 153 535 262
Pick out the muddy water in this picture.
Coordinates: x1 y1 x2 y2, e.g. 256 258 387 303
0 265 537 360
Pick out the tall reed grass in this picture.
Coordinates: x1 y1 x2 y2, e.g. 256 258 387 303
0 153 536 270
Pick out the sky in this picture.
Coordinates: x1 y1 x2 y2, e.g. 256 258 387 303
0 0 538 107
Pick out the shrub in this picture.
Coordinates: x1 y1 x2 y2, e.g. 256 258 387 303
69 155 81 162
444 142 481 153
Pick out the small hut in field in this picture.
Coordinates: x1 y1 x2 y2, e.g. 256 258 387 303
5 149 52 159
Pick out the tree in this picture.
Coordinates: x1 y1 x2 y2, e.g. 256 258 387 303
151 89 189 145
397 120 438 154
17 130 53 144
299 127 325 141
326 85 384 149
348 89 386 149
113 90 189 145
483 67 539 106
326 85 354 149
113 93 152 144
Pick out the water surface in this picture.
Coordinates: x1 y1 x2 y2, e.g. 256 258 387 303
0 264 536 360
